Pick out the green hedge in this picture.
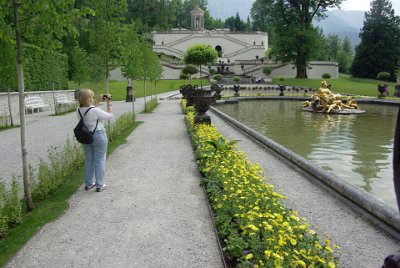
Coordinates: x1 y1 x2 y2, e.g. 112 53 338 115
0 39 68 92
23 45 68 91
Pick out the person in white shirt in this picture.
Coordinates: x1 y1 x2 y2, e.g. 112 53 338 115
77 89 113 192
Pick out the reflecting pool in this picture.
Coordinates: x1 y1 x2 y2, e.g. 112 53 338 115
217 100 398 209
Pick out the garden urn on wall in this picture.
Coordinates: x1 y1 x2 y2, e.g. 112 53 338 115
192 89 215 124
279 85 286 96
233 85 240 97
180 84 196 106
211 84 222 101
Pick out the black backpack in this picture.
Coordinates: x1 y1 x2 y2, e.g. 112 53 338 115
74 107 98 144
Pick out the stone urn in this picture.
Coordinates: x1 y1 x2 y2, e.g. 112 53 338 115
192 89 215 124
211 84 222 101
233 85 240 97
181 84 196 106
377 84 386 98
279 84 286 96
179 85 186 98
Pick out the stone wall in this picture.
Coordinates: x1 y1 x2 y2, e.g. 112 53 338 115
154 61 339 80
270 61 339 79
0 90 76 119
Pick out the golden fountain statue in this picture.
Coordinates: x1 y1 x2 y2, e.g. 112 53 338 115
303 81 364 114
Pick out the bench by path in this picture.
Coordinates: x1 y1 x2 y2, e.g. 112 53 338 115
25 96 50 113
5 100 223 268
55 94 75 106
209 111 400 268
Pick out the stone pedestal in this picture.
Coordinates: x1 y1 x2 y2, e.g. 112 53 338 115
126 85 133 102
194 115 211 125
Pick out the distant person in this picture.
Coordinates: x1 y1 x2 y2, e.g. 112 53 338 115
77 89 113 192
394 84 400 97
384 85 389 96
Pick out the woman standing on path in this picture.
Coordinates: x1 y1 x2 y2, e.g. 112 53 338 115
77 89 113 192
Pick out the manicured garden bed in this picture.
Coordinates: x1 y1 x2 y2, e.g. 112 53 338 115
183 100 339 267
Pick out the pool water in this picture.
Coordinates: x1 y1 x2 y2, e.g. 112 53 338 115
217 100 398 209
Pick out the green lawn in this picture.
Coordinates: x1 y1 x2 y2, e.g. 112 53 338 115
69 79 210 101
70 75 398 99
272 74 397 97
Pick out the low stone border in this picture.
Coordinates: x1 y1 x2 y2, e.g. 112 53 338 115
210 97 400 238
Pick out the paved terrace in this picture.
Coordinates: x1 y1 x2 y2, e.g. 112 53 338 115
3 93 400 267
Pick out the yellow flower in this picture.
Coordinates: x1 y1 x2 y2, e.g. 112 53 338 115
245 253 253 260
247 224 259 231
293 260 306 268
264 250 272 259
328 262 336 268
217 204 222 209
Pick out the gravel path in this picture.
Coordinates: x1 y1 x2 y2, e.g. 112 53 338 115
209 110 400 268
6 98 223 268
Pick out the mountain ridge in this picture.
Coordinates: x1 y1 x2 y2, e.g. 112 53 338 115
207 0 364 46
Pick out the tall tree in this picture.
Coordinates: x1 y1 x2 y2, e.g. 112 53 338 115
337 36 353 73
184 44 217 89
43 49 67 115
181 65 198 84
251 0 274 43
4 0 90 210
88 53 105 95
326 34 341 60
351 0 400 81
0 38 17 126
267 0 343 78
149 52 163 99
88 0 127 94
140 41 159 112
225 12 246 31
71 46 90 89
120 24 143 117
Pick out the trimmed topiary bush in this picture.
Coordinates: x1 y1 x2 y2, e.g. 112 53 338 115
213 74 223 81
377 72 391 81
263 67 272 76
322 73 331 79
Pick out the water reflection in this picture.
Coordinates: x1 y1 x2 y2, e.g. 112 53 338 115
217 101 398 208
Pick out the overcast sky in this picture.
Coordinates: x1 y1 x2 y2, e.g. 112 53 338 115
337 0 400 14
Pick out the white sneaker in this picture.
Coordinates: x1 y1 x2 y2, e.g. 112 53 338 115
96 184 107 192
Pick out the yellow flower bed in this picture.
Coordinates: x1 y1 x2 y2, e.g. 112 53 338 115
184 105 339 268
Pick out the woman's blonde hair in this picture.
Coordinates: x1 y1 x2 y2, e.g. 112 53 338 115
78 89 94 107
